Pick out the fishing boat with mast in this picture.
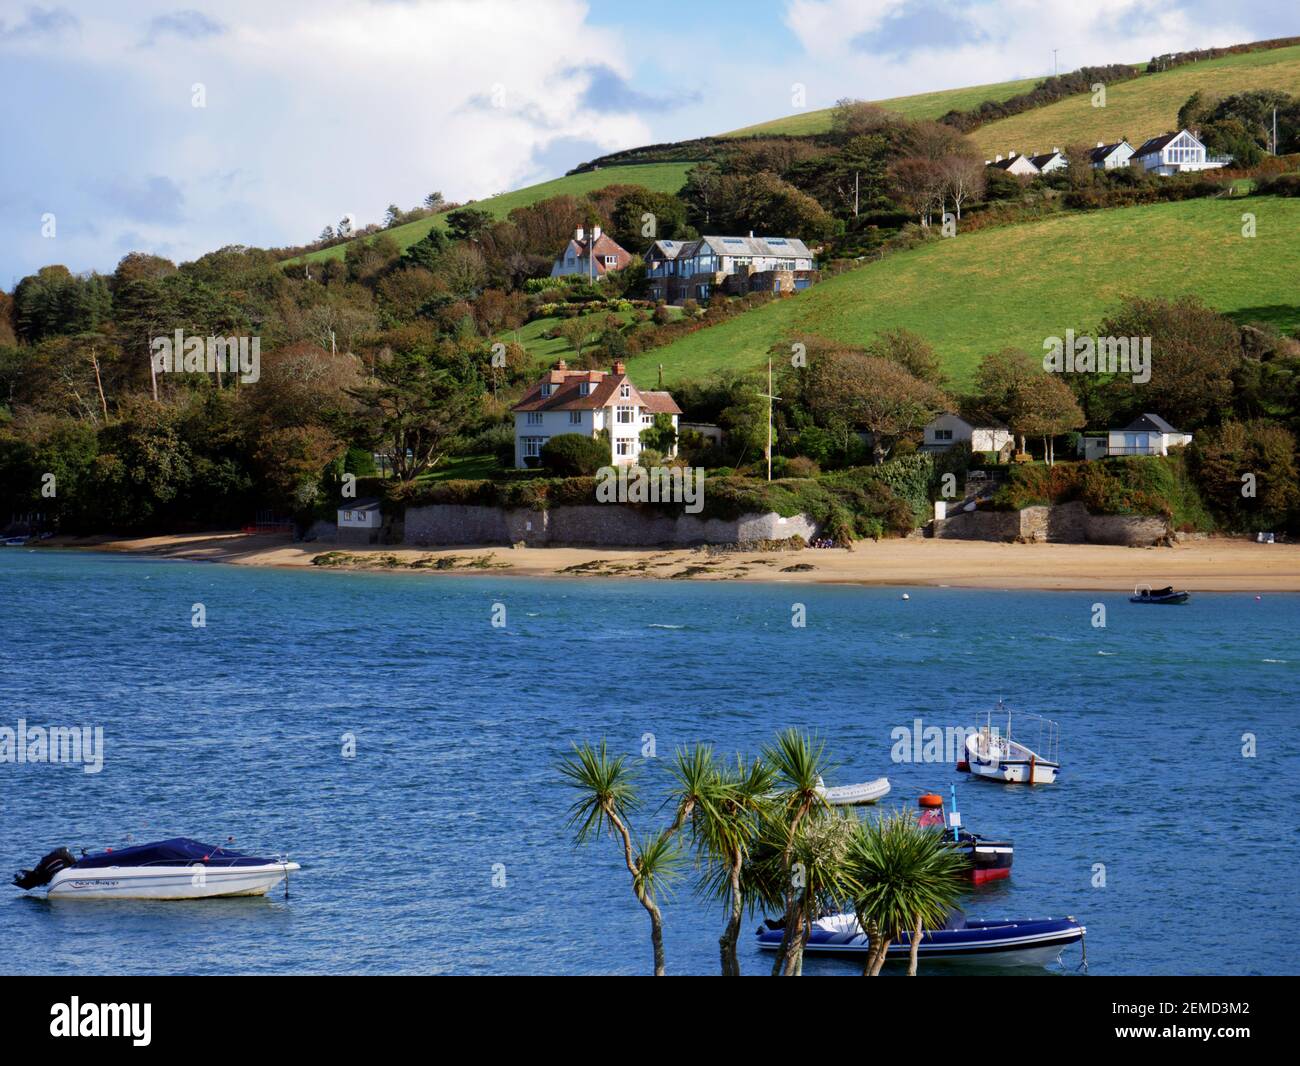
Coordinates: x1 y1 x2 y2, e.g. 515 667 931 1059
963 701 1060 785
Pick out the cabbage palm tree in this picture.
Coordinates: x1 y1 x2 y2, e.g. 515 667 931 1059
560 740 683 975
762 728 833 976
688 753 776 975
845 810 970 975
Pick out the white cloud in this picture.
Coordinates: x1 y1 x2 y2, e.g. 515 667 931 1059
781 0 1252 92
1 0 654 274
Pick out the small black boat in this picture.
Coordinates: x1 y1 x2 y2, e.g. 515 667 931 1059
1130 585 1189 605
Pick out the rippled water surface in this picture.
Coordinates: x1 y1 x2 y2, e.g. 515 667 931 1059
1 550 1296 975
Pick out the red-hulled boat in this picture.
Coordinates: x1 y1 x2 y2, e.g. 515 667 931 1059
918 791 1013 885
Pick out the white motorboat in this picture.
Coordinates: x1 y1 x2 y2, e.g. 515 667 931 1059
13 838 300 900
816 775 891 806
964 702 1060 785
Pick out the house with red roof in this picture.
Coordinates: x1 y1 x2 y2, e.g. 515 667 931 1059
550 226 633 279
511 360 681 468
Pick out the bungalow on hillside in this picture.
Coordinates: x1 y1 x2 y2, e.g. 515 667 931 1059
1080 413 1193 460
1089 139 1135 169
510 359 681 468
550 226 633 279
643 234 817 304
985 151 1039 177
921 413 1015 460
1131 129 1229 175
1028 148 1068 174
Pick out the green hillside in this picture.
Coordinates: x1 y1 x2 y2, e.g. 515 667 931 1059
721 74 1049 137
973 44 1300 156
618 195 1300 389
294 162 692 264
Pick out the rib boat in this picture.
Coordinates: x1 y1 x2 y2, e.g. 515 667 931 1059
756 911 1084 967
964 702 1060 785
1130 584 1190 605
817 775 890 806
12 838 300 900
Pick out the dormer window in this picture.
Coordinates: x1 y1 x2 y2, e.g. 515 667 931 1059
619 383 630 399
540 383 552 397
579 382 591 396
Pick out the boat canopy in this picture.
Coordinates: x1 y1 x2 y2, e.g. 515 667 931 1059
75 838 274 868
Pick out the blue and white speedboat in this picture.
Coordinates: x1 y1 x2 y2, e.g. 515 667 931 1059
756 910 1084 967
12 838 299 900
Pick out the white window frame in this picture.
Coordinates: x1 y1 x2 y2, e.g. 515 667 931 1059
616 405 635 424
522 437 546 458
569 410 582 425
527 411 543 426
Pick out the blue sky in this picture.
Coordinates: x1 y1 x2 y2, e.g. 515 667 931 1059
1 0 1291 284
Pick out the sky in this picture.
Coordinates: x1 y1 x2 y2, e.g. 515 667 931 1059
1 0 1293 284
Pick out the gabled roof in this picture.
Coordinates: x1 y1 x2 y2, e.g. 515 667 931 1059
646 235 811 260
987 154 1038 172
511 363 680 415
1132 129 1203 158
640 390 683 416
1027 151 1064 169
1122 413 1179 433
696 235 812 258
1088 140 1132 163
558 232 630 274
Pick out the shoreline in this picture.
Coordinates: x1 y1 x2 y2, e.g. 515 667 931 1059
28 531 1300 592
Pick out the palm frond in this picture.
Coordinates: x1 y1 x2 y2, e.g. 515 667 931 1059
558 740 640 844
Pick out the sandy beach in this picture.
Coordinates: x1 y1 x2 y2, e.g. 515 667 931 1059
35 531 1300 591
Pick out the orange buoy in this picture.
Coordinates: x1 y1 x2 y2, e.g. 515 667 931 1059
918 793 944 808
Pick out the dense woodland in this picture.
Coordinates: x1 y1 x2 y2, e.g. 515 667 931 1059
3 88 1299 538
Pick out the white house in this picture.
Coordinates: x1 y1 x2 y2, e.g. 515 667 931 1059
1131 129 1228 175
1091 413 1192 458
550 226 633 279
337 498 382 544
510 360 681 468
985 152 1039 177
1088 140 1135 169
1107 413 1192 456
921 413 1014 458
1028 148 1068 174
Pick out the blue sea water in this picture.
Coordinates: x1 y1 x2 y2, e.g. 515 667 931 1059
0 549 1296 976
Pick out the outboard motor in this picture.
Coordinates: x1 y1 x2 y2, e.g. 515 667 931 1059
12 847 76 890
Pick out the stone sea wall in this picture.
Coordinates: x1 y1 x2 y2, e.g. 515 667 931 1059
403 503 817 548
932 500 1169 546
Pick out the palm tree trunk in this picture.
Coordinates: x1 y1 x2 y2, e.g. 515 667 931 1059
907 912 923 976
868 935 889 977
719 850 743 976
609 806 668 976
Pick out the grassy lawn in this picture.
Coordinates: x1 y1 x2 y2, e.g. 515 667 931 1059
972 45 1300 157
720 74 1048 137
500 305 684 369
623 195 1300 390
293 163 694 265
421 454 502 481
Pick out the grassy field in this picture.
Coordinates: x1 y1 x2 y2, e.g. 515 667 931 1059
972 45 1300 157
293 162 693 265
721 74 1047 137
622 195 1300 390
501 305 684 367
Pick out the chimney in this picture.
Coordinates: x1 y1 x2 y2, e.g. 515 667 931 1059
592 225 601 240
613 361 626 376
575 226 585 241
1009 150 1017 158
555 359 567 371
1097 141 1104 148
995 154 1003 162
1053 146 1059 154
